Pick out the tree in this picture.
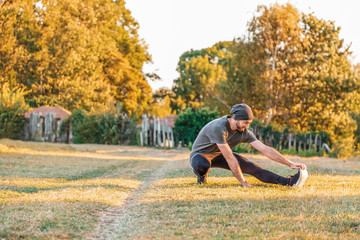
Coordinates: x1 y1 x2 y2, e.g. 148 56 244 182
289 13 358 132
229 4 358 133
0 0 152 116
248 3 303 124
222 38 265 117
172 41 231 112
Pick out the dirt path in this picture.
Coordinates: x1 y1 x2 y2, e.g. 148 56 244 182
86 155 183 239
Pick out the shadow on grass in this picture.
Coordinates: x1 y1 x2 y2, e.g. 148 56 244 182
0 184 136 193
0 154 186 180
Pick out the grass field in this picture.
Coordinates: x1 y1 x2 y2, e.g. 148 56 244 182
0 139 359 239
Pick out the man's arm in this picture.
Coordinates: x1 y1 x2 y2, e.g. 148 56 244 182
249 140 306 170
217 143 252 187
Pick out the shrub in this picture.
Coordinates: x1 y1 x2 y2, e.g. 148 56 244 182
0 83 29 139
298 145 324 157
279 148 298 156
174 107 219 147
61 109 138 145
232 143 254 154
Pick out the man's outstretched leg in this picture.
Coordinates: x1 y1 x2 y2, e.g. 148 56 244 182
190 153 211 184
212 153 301 186
233 153 305 186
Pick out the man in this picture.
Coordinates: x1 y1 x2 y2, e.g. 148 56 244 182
190 103 308 188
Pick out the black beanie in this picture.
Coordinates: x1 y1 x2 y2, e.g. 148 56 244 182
230 103 253 120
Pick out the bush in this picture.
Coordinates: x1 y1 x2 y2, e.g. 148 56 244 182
174 107 219 147
61 109 138 145
280 146 324 157
0 83 29 139
298 146 324 157
232 143 254 154
279 148 298 156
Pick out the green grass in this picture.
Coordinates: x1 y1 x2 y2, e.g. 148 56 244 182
0 139 360 239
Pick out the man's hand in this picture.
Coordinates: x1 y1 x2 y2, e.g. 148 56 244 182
241 182 253 187
290 163 307 170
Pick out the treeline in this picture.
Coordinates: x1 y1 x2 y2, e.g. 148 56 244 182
1 1 360 158
157 4 360 158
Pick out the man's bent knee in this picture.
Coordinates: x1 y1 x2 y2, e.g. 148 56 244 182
191 154 210 177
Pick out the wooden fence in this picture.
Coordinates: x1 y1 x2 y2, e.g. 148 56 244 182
252 125 331 152
23 112 72 143
140 114 175 148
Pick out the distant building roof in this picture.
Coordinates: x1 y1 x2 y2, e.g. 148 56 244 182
160 115 177 128
25 106 71 120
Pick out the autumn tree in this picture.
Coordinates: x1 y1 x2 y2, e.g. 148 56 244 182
247 3 304 124
0 0 152 116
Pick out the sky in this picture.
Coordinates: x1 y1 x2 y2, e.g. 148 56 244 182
125 0 360 91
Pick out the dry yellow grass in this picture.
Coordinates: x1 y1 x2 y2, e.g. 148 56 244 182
0 177 141 206
1 139 360 239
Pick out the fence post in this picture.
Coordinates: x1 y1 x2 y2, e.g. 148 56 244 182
161 118 166 148
165 118 169 148
44 112 55 142
288 133 292 150
153 115 156 146
29 112 41 141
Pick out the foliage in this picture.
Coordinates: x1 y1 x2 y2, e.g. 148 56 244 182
222 39 264 117
61 109 138 145
0 83 29 139
247 3 303 125
231 3 358 132
174 3 359 156
232 143 254 154
280 146 324 157
174 107 219 147
150 87 174 118
0 0 152 116
350 112 360 149
327 112 357 159
172 41 232 113
279 148 298 156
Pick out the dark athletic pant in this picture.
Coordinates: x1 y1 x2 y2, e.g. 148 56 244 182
190 152 290 185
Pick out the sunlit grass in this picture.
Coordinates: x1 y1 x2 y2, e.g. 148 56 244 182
118 173 360 239
140 175 360 203
0 177 141 206
0 139 184 239
1 139 360 239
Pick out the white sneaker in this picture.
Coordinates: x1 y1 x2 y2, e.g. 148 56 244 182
293 168 308 188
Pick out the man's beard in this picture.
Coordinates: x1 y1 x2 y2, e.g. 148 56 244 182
236 122 245 132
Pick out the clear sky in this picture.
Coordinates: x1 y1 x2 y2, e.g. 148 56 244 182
125 0 360 91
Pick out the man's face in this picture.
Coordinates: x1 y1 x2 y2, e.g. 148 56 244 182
236 120 252 132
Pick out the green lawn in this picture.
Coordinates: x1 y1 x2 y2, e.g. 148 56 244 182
0 139 359 239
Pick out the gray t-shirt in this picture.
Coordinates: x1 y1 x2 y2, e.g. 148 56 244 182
190 115 257 158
